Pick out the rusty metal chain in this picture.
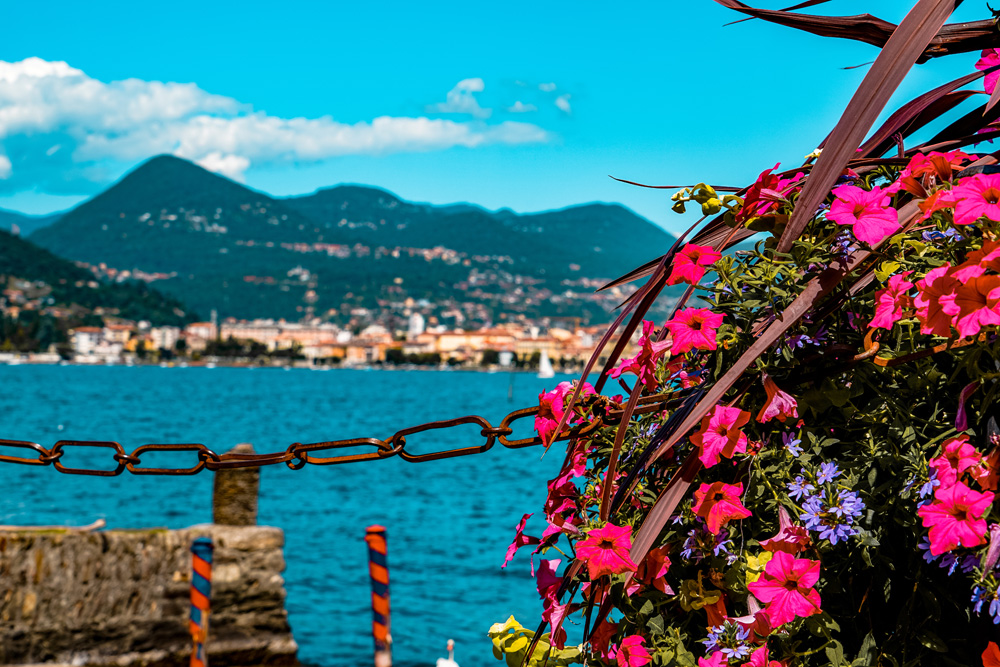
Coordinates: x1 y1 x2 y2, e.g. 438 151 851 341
0 394 673 476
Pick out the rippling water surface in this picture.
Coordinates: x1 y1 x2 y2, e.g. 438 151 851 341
1 365 574 667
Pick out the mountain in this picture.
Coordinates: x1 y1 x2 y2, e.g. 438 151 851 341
29 155 676 326
0 229 195 326
0 208 61 237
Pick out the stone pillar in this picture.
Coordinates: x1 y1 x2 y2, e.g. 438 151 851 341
212 443 259 526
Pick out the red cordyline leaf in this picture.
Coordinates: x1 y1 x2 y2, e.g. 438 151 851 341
775 0 960 254
608 175 743 192
714 0 985 63
859 88 980 158
724 0 834 26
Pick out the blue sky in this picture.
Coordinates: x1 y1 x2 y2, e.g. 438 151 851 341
0 1 992 233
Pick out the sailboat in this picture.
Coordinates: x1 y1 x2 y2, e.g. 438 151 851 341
537 350 555 379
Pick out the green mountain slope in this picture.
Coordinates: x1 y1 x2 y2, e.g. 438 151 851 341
0 230 195 326
27 155 676 325
0 209 61 237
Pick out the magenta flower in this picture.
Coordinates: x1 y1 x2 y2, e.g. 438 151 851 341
917 481 994 555
692 481 753 534
502 513 540 568
697 652 727 667
665 308 724 355
690 404 750 468
636 545 673 594
616 635 651 667
756 373 798 423
534 380 596 443
746 642 783 667
575 523 638 580
914 265 960 337
977 48 1000 95
747 551 823 627
736 163 804 223
609 319 672 391
952 173 1000 226
590 619 619 660
541 598 570 649
930 434 982 488
535 558 562 601
869 273 914 331
667 243 722 286
827 184 900 245
760 506 812 555
939 274 1000 338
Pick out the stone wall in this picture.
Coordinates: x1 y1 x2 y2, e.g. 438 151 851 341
0 524 297 667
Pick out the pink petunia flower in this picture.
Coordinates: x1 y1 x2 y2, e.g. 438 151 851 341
736 163 805 224
976 48 1000 95
667 243 723 286
760 506 812 555
541 599 571 649
745 642 784 667
985 640 1000 667
954 240 1000 283
690 404 751 468
616 635 651 667
697 652 727 667
917 481 994 555
534 380 597 443
870 273 914 330
502 513 540 568
590 619 619 660
575 523 638 580
827 184 900 245
917 189 959 222
747 551 823 627
756 373 799 423
665 308 724 355
929 434 982 488
609 320 672 391
692 481 753 534
914 265 961 337
535 558 562 601
939 274 1000 338
952 173 1000 226
636 546 673 594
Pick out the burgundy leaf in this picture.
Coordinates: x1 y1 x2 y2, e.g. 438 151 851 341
776 0 959 253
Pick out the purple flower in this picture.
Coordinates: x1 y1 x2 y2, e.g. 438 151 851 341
782 432 803 457
817 461 841 484
787 475 815 500
701 622 751 660
799 488 865 545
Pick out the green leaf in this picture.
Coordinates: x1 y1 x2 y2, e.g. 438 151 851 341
825 639 845 666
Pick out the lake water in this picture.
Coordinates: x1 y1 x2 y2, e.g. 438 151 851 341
0 365 573 667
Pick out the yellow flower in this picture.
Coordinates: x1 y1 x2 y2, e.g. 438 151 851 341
678 571 722 611
745 551 773 585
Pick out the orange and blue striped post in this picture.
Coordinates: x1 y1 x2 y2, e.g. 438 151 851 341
190 537 214 667
365 525 392 667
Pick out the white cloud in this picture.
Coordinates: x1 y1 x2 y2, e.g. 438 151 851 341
426 78 491 118
196 152 251 182
539 82 557 92
555 94 572 113
506 101 537 113
0 59 548 192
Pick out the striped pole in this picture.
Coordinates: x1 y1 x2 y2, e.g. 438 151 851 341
365 525 392 667
190 537 214 667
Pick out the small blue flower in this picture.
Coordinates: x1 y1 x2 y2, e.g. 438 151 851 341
782 432 803 457
788 475 815 500
817 461 841 484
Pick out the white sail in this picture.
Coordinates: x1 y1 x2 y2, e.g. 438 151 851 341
537 350 555 378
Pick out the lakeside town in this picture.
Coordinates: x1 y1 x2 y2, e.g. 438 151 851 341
0 300 619 369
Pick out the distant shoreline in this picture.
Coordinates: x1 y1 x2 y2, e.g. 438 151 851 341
0 357 586 375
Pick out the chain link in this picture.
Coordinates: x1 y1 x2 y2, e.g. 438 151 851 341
0 394 674 476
